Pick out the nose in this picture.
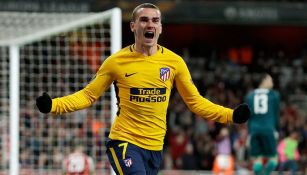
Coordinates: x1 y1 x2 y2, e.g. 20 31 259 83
146 19 155 27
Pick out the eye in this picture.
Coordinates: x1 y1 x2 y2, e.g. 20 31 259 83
139 17 149 22
152 18 160 23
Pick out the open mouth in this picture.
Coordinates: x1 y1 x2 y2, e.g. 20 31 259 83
144 31 154 39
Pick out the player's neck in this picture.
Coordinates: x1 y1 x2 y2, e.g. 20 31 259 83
134 44 158 56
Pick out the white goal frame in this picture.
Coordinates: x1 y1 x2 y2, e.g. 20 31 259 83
0 8 121 175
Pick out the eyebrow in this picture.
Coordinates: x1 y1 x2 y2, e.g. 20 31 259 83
139 16 160 21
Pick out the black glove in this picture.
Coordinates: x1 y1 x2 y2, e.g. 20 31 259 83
36 92 52 113
233 103 250 124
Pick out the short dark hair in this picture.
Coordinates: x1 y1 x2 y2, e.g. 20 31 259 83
131 3 160 22
253 72 269 88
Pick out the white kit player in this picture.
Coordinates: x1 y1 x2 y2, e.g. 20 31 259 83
62 145 95 175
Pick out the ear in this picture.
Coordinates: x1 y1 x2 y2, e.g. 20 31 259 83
130 21 135 32
159 24 162 34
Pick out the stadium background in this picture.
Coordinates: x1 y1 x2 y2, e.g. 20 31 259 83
1 0 307 174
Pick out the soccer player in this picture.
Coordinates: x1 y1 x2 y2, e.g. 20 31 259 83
62 144 95 175
36 3 250 175
245 73 280 175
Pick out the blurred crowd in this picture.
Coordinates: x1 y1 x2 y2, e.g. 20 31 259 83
162 47 307 173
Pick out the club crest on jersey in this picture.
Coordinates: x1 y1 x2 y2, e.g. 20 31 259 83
124 158 133 167
160 68 170 81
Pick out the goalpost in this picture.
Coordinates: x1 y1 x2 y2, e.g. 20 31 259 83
0 8 121 175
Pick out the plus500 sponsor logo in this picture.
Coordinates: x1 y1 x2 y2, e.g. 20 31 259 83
129 88 167 102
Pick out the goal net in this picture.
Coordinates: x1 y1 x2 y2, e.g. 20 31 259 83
0 8 121 175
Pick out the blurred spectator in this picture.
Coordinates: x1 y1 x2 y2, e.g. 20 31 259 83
38 152 49 169
277 130 300 175
169 127 189 169
196 134 215 170
161 148 173 170
212 127 235 175
53 148 64 169
20 149 31 168
233 127 249 171
180 143 199 170
69 31 105 73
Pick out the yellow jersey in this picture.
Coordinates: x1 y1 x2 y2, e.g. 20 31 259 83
51 45 233 151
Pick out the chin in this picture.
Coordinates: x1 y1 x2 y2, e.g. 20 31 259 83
143 43 156 47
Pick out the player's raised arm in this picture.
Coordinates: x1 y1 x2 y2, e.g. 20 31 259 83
36 58 114 115
174 57 250 124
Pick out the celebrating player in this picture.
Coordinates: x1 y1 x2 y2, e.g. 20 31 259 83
36 3 250 175
245 72 280 175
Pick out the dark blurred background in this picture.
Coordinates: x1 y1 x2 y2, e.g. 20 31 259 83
2 0 307 58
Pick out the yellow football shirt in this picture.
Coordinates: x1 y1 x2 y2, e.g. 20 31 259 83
51 45 233 150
